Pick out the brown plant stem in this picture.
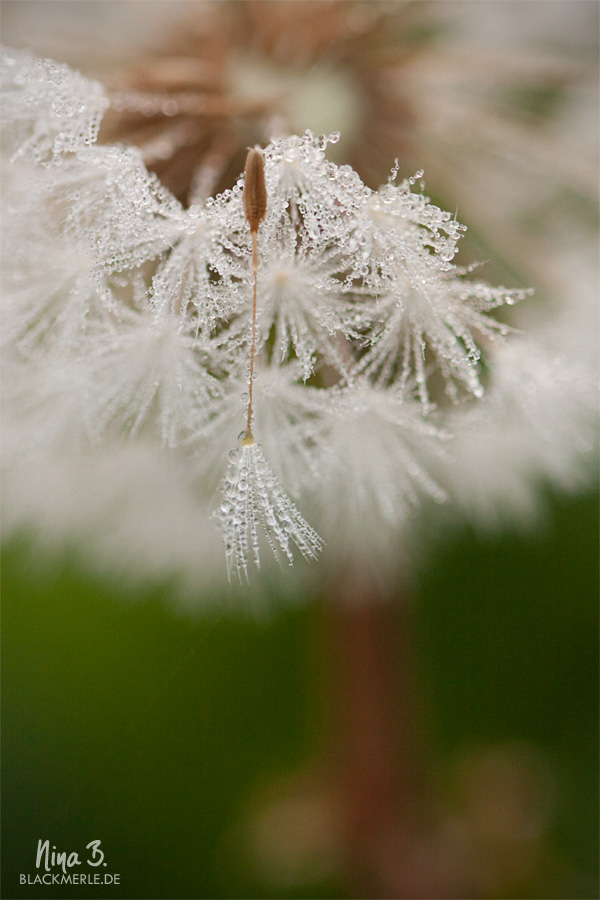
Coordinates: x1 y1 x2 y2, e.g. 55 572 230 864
242 146 267 444
325 585 470 899
245 230 259 442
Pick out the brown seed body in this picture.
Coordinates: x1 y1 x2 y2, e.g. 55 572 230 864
243 146 267 233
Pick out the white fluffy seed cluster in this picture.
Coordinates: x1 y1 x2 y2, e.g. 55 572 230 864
4 46 570 584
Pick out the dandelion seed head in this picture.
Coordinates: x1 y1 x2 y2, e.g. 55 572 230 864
1 46 108 163
1 39 595 596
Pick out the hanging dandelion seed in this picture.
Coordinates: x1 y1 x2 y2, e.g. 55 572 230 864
216 147 323 580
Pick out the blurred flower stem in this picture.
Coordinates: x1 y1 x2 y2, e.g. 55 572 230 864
326 588 467 899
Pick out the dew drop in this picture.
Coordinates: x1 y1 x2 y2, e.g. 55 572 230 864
381 186 395 205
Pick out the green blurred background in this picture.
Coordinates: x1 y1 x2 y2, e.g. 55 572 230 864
2 487 598 900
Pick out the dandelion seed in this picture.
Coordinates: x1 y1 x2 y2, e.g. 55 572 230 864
217 440 323 581
243 146 268 234
214 146 322 576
